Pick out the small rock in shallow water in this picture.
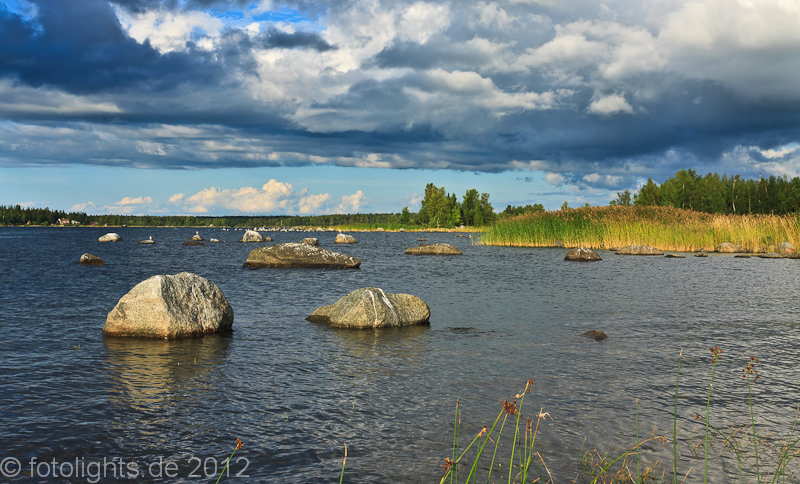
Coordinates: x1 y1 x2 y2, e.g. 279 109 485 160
239 230 263 242
405 243 461 255
183 241 205 246
615 245 663 255
582 330 608 341
335 233 357 244
564 247 601 261
98 233 121 242
694 252 708 257
79 253 104 265
664 254 685 258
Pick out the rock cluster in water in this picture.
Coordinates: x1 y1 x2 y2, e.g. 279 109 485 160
307 287 430 328
103 272 234 339
405 243 462 255
243 242 360 268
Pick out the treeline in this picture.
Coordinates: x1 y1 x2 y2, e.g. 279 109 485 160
611 169 800 214
399 184 496 228
0 208 410 227
0 205 91 225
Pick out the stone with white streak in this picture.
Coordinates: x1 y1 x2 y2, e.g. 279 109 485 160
306 287 430 328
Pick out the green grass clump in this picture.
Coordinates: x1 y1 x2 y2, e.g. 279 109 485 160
436 349 800 484
479 206 800 252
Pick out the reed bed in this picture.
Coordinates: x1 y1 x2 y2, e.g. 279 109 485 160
479 206 800 252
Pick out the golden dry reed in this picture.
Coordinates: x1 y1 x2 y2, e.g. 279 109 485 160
478 206 800 252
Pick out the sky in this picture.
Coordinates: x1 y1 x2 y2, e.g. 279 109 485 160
1 0 800 215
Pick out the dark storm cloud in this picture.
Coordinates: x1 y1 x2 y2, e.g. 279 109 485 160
2 0 800 186
0 0 222 94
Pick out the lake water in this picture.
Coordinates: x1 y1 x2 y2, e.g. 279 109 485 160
2 227 799 483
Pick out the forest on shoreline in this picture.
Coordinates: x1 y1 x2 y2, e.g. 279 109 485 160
3 169 800 228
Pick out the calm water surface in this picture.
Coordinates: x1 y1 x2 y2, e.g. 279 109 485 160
1 227 799 483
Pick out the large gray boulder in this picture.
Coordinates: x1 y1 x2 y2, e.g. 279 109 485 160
306 287 430 328
615 245 664 255
243 242 361 268
405 243 462 255
239 230 263 242
79 253 105 265
103 272 233 339
335 233 357 244
99 233 121 242
716 242 745 253
778 242 796 254
564 247 601 261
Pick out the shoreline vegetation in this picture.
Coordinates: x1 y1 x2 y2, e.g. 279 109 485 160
431 349 800 484
478 206 800 252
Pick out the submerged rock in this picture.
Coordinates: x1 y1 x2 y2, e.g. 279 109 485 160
582 330 608 341
239 230 263 243
243 242 360 269
103 272 234 339
79 253 105 265
716 242 745 253
405 243 462 255
615 245 664 255
564 247 601 261
335 233 358 244
694 252 708 258
664 254 685 258
98 233 121 242
778 242 796 254
735 255 751 258
307 287 430 328
301 238 319 246
758 252 784 259
417 238 426 241
183 241 205 246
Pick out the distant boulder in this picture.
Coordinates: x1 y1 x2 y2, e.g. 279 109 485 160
335 233 357 244
778 242 796 254
307 287 430 328
138 236 155 245
301 238 319 246
735 255 751 258
239 230 263 243
615 245 664 255
189 231 205 241
376 227 385 232
103 272 233 339
98 233 121 242
553 240 564 248
694 252 708 258
243 242 360 269
664 254 685 258
209 238 221 243
716 242 745 253
417 238 426 241
405 243 462 255
582 330 608 341
79 253 105 265
564 247 601 261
